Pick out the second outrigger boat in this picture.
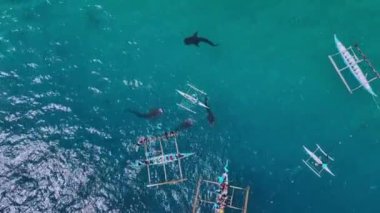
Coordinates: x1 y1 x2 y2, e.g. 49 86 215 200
329 35 380 96
334 34 377 96
176 83 209 114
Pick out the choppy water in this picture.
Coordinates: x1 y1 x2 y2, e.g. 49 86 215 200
1 0 380 212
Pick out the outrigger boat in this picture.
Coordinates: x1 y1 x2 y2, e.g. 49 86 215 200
176 89 209 108
137 131 178 146
176 83 209 114
192 161 250 213
136 152 194 166
302 144 335 177
134 134 194 187
328 34 379 96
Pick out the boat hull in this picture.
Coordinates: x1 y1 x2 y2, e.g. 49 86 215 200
303 146 322 165
143 152 194 166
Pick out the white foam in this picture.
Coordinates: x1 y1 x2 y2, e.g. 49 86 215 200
123 79 143 89
88 86 102 94
42 103 72 112
26 63 39 69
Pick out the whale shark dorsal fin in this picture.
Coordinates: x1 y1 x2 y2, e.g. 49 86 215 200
193 32 198 37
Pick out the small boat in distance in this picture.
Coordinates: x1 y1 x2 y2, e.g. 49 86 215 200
302 144 335 177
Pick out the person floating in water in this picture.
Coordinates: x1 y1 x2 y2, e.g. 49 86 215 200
204 96 215 126
216 161 229 193
174 118 195 132
184 32 217 47
127 108 163 119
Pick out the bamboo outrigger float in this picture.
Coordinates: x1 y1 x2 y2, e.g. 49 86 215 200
328 34 380 96
134 134 194 187
192 162 250 213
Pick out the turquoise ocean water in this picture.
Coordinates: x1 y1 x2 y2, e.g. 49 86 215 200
1 0 380 212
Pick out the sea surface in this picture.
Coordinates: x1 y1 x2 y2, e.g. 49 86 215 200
1 0 380 212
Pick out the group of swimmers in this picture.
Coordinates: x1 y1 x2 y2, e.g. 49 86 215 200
213 161 230 212
137 131 178 146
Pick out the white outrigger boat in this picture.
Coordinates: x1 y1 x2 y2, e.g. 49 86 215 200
176 83 209 114
328 34 380 96
137 152 194 166
134 134 194 187
302 144 335 177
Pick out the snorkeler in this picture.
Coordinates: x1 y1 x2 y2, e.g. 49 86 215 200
217 160 229 183
215 161 229 199
127 108 163 119
204 96 216 126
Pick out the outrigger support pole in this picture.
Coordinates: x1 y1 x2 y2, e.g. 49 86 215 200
175 137 184 179
144 143 151 184
159 140 168 181
192 178 202 213
147 178 187 188
243 186 250 213
328 54 353 93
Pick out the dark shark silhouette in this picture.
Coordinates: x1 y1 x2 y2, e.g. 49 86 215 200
184 32 217 47
127 108 163 119
204 96 215 126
